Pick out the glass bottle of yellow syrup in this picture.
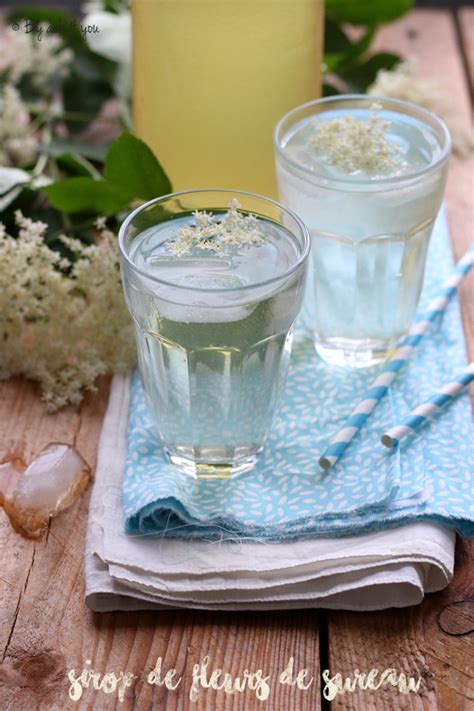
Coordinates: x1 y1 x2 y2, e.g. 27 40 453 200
132 0 324 197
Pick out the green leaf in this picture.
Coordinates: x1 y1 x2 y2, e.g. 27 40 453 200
56 153 99 178
322 82 341 97
324 19 352 54
326 0 412 26
341 52 402 91
103 0 129 13
324 22 377 74
7 7 87 50
323 54 344 73
104 132 171 201
42 177 133 215
351 26 378 57
341 25 377 66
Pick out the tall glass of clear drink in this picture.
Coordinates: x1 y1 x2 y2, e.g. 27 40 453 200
119 190 310 478
274 96 451 367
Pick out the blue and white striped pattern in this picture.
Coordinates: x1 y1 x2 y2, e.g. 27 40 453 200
382 363 474 449
318 246 474 470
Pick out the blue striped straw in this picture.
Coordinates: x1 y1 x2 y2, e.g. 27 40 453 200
381 363 474 448
319 246 474 470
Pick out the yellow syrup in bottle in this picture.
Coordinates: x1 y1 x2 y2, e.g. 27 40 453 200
132 0 323 197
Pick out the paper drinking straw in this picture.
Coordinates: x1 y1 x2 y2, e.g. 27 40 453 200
319 246 474 470
381 363 474 449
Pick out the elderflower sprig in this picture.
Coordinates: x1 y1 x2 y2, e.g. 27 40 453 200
0 212 135 411
0 24 73 90
166 199 266 257
0 84 38 167
309 103 404 175
368 61 473 158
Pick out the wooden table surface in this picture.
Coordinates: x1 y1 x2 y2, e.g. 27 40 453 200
1 8 473 711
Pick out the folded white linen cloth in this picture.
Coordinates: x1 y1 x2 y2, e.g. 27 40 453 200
84 375 456 612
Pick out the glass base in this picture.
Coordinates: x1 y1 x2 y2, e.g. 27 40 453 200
165 449 261 479
314 336 397 368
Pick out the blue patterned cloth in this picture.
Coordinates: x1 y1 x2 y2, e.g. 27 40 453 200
122 210 474 541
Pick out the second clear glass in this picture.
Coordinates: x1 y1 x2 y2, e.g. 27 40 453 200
274 95 451 367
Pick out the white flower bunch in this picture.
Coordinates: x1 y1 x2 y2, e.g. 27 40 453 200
167 199 265 256
0 84 38 167
0 213 136 410
0 24 73 90
368 61 473 156
309 104 404 175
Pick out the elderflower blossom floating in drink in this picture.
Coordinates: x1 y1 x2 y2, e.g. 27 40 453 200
308 103 404 174
165 199 265 256
119 190 310 478
274 96 451 367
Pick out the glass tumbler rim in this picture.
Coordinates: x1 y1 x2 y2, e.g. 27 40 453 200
118 188 311 294
273 93 452 190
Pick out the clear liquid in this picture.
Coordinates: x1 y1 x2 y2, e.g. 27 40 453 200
124 215 305 476
276 108 448 366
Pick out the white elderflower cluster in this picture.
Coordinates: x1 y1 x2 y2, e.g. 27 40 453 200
0 84 38 166
167 199 265 256
368 61 473 157
309 103 403 175
0 25 73 90
369 61 443 110
0 213 136 411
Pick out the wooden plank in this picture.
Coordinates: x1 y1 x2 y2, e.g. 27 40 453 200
0 377 83 666
327 10 474 711
0 374 322 702
0 377 109 709
325 544 474 710
459 8 474 88
1 8 472 711
372 8 474 361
